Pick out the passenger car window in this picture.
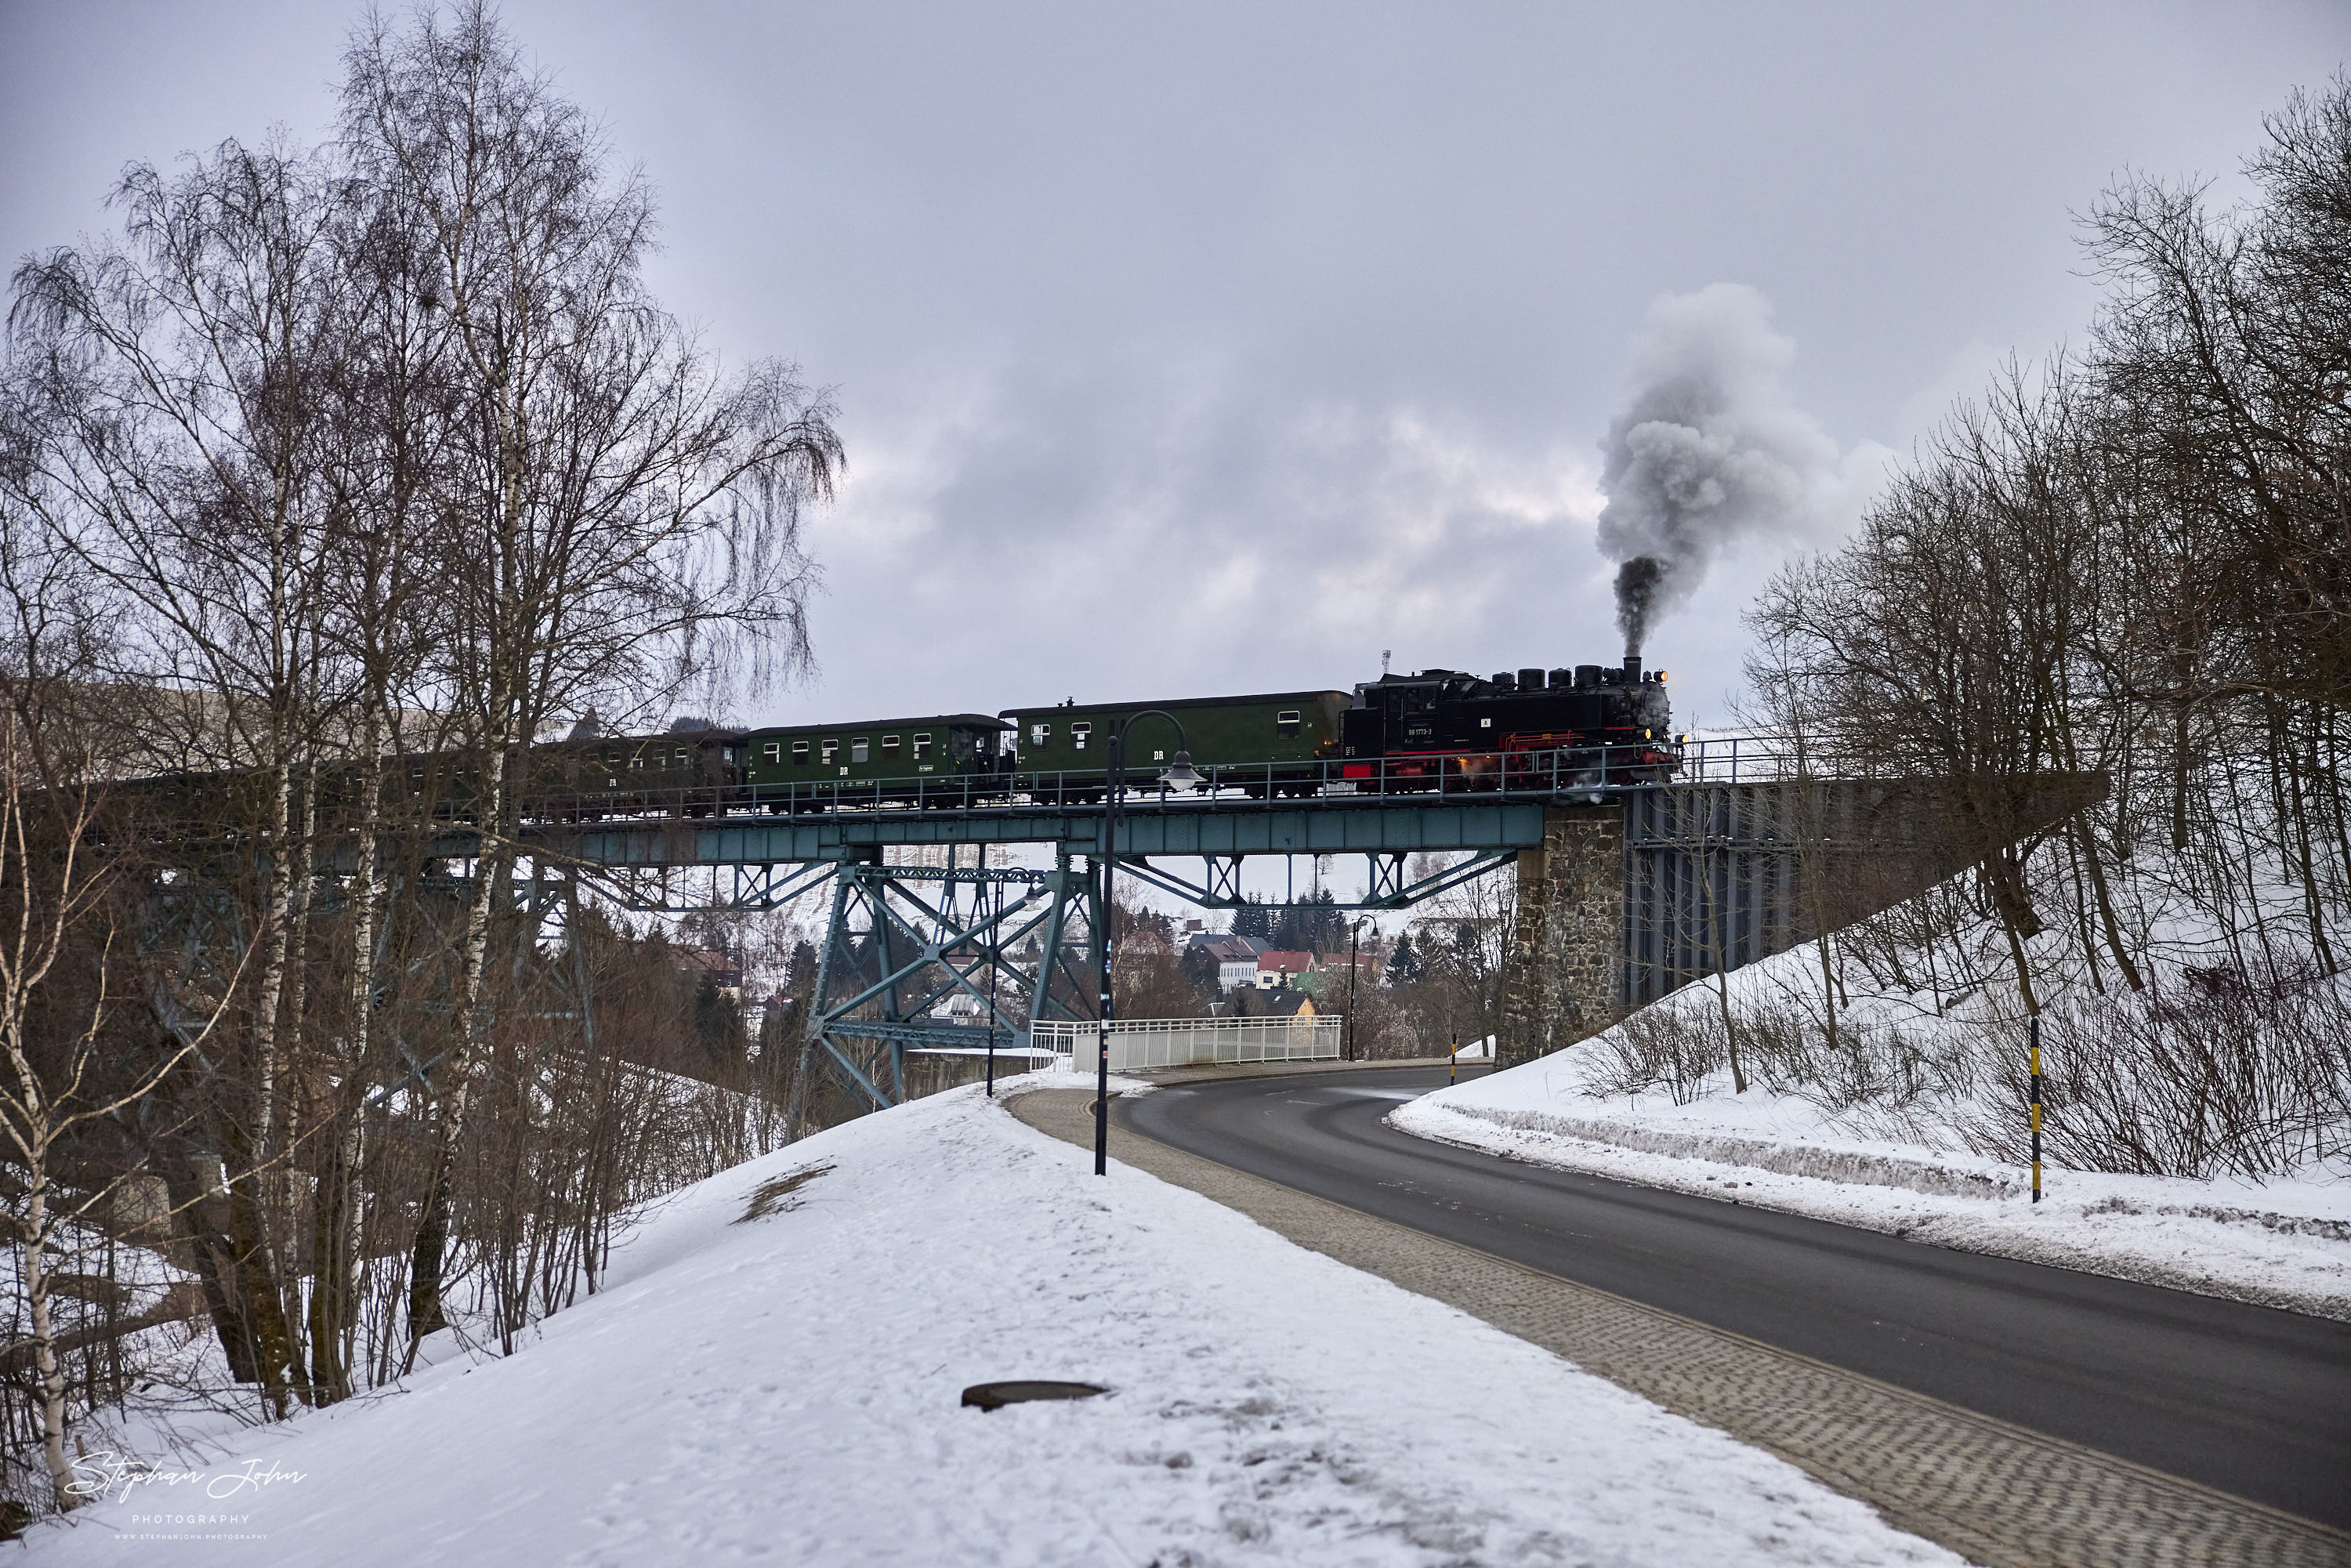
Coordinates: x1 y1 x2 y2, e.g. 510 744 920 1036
792 740 810 764
912 733 933 761
1031 723 1049 746
762 741 781 763
1276 710 1302 738
1070 721 1092 751
882 735 900 760
851 737 869 764
820 739 838 765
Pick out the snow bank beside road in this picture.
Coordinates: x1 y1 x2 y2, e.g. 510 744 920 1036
1396 1065 2351 1321
25 1077 1956 1567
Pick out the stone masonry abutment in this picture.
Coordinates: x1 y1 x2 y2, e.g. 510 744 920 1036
1497 802 1627 1073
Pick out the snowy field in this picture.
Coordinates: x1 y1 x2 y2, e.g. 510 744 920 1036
1395 994 2351 1323
20 1074 1956 1567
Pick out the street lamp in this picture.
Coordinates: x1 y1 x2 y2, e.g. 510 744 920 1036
1346 918 1373 1061
1095 710 1195 1175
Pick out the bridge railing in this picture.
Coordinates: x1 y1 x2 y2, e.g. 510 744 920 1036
513 738 1711 827
1028 1016 1342 1072
1669 732 1805 785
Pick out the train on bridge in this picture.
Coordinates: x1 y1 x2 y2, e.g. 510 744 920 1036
145 657 1682 824
528 654 1678 818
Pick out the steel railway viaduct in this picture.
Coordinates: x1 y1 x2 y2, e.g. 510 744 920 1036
468 753 2095 1123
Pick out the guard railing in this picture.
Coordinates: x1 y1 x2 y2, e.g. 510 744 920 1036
1028 1016 1342 1073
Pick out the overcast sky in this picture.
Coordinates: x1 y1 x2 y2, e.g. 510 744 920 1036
5 1 2346 737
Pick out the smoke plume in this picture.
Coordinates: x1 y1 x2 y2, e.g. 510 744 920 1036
1596 284 1837 656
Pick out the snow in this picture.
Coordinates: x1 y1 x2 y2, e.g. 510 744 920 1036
20 1076 1958 1566
1396 1023 2351 1323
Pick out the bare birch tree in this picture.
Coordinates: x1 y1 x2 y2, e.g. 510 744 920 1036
335 3 840 1345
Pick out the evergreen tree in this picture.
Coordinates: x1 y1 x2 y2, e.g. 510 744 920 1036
1231 896 1272 941
694 979 741 1066
1386 932 1425 985
1308 889 1345 954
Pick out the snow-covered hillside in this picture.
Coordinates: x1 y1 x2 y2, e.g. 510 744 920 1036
1394 943 2351 1320
21 1077 1956 1567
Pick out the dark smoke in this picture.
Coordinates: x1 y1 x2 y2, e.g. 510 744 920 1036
1613 556 1666 657
1595 284 1835 657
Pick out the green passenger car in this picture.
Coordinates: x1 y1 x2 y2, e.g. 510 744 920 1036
528 729 745 818
741 714 1009 810
1000 690 1349 794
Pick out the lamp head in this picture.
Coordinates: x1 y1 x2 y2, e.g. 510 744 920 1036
1161 750 1202 791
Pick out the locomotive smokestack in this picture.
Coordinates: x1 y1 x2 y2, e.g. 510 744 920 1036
1621 653 1643 683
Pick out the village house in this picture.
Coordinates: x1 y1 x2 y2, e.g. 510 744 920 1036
1230 985 1316 1019
673 946 743 998
1190 934 1269 991
1255 950 1317 989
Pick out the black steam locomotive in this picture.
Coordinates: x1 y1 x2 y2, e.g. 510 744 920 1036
1338 655 1677 795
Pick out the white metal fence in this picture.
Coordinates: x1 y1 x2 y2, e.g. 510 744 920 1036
1030 1016 1342 1072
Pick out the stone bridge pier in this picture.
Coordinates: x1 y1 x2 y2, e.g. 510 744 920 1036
1496 803 1628 1073
1495 776 2103 1074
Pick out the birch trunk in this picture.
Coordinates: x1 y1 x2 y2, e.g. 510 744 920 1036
18 1182 74 1510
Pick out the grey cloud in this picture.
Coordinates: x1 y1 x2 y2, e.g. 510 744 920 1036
5 2 2345 733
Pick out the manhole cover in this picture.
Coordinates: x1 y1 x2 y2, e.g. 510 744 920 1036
961 1380 1108 1411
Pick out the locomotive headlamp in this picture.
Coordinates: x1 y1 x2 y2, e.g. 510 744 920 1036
1161 750 1202 791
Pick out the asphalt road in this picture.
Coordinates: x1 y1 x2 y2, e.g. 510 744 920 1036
1118 1066 2351 1530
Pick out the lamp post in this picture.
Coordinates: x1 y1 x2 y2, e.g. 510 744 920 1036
1346 918 1372 1062
1096 710 1200 1175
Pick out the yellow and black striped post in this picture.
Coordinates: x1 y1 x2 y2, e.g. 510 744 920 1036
2028 1014 2042 1204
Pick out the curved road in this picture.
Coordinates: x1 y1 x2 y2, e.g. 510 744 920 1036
1118 1066 2351 1529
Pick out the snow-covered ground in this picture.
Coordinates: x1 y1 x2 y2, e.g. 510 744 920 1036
1395 1012 2351 1323
19 1074 1958 1567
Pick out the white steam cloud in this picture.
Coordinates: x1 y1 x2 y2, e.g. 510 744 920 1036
1596 284 1838 656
